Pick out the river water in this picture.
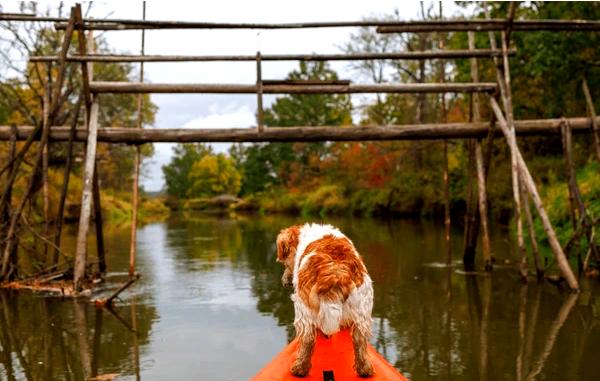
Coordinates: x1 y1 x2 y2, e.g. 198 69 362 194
0 214 599 380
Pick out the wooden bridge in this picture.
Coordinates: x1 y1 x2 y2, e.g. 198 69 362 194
0 3 599 294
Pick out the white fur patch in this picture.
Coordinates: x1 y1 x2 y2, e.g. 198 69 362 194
292 223 345 287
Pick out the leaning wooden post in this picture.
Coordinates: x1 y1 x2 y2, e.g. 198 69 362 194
74 98 100 290
129 2 146 278
582 77 600 163
469 31 492 270
521 181 543 279
489 97 579 291
256 51 264 132
42 77 50 260
53 97 83 264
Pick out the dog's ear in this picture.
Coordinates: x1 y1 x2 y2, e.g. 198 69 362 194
277 226 300 262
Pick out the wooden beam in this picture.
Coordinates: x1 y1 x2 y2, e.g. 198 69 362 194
582 77 600 162
29 49 517 63
48 18 600 31
89 81 497 94
0 117 597 143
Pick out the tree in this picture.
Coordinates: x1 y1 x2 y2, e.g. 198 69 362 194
237 61 352 194
187 154 241 197
162 144 212 198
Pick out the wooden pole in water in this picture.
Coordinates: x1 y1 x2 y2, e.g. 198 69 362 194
469 30 492 270
53 97 83 265
438 4 451 265
74 7 107 276
489 97 579 291
521 181 543 279
130 2 146 278
42 72 50 260
582 77 600 163
74 97 100 291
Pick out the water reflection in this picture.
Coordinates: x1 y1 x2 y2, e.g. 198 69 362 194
1 215 599 380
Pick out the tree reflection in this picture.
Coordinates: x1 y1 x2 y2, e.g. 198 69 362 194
0 290 157 380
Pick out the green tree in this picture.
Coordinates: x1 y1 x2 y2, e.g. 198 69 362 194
162 143 212 198
187 154 241 197
237 61 352 194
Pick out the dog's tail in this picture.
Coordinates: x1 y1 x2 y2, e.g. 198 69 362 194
313 266 355 336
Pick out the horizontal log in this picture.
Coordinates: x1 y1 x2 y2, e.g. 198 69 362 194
262 79 352 86
89 82 497 94
47 18 600 31
0 116 596 143
28 49 516 63
377 20 600 33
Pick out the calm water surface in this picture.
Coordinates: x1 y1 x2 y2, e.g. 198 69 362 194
1 215 599 380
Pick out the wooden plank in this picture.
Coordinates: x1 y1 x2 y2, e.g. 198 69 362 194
48 18 600 31
73 98 100 291
29 49 517 63
490 97 579 291
89 81 497 94
0 117 598 143
256 52 264 133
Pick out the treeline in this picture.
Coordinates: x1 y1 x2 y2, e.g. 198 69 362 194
163 2 599 224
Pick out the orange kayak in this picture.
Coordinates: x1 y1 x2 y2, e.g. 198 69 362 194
251 329 409 381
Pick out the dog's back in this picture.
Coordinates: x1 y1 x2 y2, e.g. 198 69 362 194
294 224 370 335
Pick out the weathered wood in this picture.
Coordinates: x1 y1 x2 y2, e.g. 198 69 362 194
521 182 543 279
582 77 600 163
561 119 598 271
499 29 527 280
0 117 597 143
490 97 579 291
130 3 146 279
29 49 517 63
92 163 106 275
256 52 264 133
262 79 352 86
42 85 50 260
377 19 600 33
0 126 17 261
438 19 451 265
47 17 600 31
73 98 100 291
74 5 92 109
53 97 83 265
89 81 497 94
48 9 76 120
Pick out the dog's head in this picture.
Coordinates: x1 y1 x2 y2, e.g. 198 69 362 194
276 225 300 288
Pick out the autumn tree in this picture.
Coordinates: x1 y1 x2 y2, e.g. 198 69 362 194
187 154 241 197
162 143 213 198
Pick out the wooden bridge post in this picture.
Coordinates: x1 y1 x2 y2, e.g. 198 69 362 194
468 30 492 270
256 52 264 132
129 2 146 278
73 4 105 289
74 98 100 290
489 98 579 291
437 6 451 265
582 77 600 162
485 6 527 279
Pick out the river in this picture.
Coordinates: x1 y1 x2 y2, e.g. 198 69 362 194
0 214 599 380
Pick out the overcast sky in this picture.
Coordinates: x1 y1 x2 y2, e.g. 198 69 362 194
5 1 467 192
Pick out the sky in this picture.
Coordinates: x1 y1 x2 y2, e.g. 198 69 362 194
4 1 467 192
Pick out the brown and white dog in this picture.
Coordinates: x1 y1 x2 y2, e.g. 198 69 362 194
276 223 374 377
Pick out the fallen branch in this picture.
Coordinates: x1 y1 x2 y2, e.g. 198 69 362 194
94 274 140 308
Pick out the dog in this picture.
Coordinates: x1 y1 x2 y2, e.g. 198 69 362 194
276 223 374 377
